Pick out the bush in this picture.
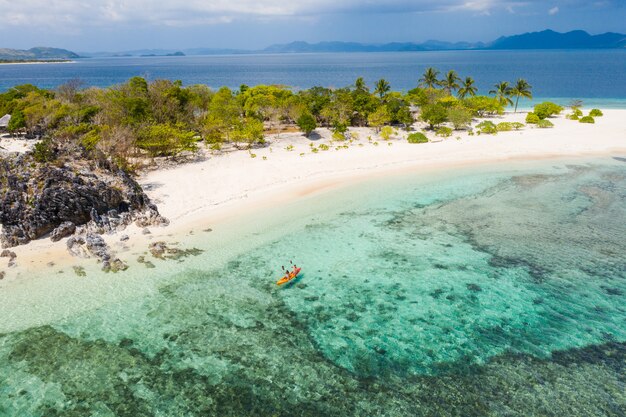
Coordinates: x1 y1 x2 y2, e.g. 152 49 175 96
476 120 497 135
32 138 56 162
137 123 197 157
511 122 525 130
571 108 583 117
589 109 603 117
435 126 453 137
537 119 554 128
566 113 580 120
526 113 540 124
533 102 563 119
380 126 395 140
496 122 513 132
407 132 428 144
447 107 473 130
579 116 595 124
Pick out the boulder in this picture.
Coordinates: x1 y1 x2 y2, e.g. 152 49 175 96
50 221 76 242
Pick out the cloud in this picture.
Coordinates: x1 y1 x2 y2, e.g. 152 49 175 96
548 6 560 15
0 0 612 29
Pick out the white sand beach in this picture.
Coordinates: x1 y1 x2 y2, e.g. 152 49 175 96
2 109 626 278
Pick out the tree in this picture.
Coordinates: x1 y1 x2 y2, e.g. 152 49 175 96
510 79 533 113
137 123 197 157
367 106 391 132
296 113 317 137
374 79 391 99
441 70 460 95
354 77 368 93
419 67 440 89
351 80 377 126
457 77 478 99
231 118 265 148
489 81 513 107
419 103 448 130
463 96 504 117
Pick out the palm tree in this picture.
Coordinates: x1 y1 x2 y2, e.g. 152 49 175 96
457 77 478 99
374 78 391 99
441 70 460 95
489 81 513 107
419 67 440 89
510 79 533 113
354 77 368 93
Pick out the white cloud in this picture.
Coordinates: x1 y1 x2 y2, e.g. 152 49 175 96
548 6 560 15
0 0 595 29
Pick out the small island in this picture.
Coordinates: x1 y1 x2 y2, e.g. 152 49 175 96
140 51 185 57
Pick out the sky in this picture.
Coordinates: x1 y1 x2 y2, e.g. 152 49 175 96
0 0 624 51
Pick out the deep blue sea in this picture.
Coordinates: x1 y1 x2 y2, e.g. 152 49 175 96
1 50 626 107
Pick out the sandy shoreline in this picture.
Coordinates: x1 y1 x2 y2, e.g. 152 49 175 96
2 109 625 280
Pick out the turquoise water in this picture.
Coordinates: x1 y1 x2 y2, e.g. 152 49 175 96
1 158 625 416
1 50 626 108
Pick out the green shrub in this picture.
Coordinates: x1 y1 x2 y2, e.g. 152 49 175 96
589 109 603 117
525 113 540 124
566 113 580 120
319 143 330 151
380 126 394 140
571 108 583 117
33 138 56 162
579 116 595 124
137 124 197 157
496 122 513 132
537 119 554 128
332 131 346 141
476 121 497 135
435 126 453 137
533 102 563 119
511 122 525 130
447 106 473 130
407 132 428 144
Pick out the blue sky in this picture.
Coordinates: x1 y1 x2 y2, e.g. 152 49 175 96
1 0 624 51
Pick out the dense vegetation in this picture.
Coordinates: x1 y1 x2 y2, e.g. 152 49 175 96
0 70 534 169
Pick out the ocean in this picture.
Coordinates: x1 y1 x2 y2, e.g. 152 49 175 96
1 50 626 107
1 157 625 416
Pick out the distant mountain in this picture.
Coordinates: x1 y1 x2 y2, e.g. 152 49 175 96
73 29 626 58
263 40 486 53
489 30 626 49
0 47 80 60
264 30 625 53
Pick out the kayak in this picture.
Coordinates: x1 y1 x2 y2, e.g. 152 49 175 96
277 267 301 286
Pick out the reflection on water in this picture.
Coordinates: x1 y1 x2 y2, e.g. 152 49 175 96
1 159 625 416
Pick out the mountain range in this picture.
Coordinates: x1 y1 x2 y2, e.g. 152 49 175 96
0 47 80 61
2 30 625 60
263 30 626 53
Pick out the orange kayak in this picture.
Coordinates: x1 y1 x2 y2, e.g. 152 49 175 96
277 267 301 286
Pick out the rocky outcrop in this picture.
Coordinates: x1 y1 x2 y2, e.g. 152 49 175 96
0 154 168 248
50 221 76 242
67 232 128 272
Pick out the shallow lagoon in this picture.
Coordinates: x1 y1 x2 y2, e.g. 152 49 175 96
1 157 625 416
